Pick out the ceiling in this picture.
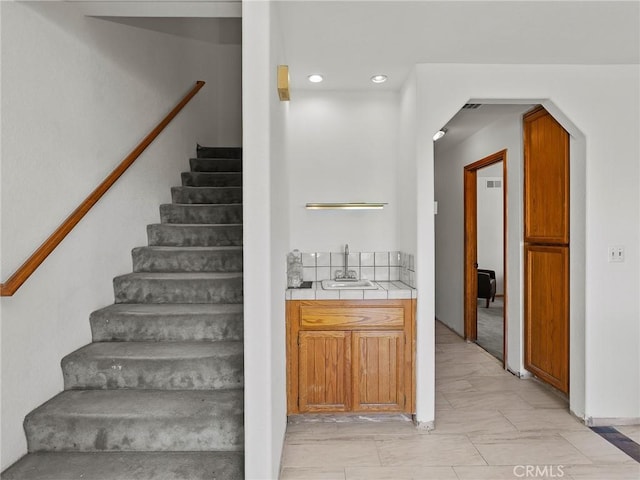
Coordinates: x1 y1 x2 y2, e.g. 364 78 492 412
434 104 534 153
276 1 640 92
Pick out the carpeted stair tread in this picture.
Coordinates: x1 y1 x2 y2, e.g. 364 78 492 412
62 341 243 390
196 145 242 159
181 172 242 187
132 246 243 273
189 158 242 172
160 204 242 224
113 272 243 304
24 389 244 452
147 224 242 247
171 186 242 205
90 303 243 342
0 451 244 480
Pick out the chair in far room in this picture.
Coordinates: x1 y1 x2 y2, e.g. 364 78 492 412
477 269 496 308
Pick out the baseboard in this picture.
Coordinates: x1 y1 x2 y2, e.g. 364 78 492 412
585 417 640 427
413 417 435 431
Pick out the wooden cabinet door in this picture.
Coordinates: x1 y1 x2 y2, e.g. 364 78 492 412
523 106 570 395
352 331 405 411
524 245 569 393
524 106 570 244
298 331 351 412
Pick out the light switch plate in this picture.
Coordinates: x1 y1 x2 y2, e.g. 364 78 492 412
608 246 625 263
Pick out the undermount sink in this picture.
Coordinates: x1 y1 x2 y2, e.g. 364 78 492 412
321 279 378 290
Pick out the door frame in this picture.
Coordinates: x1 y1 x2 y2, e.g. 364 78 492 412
463 149 507 366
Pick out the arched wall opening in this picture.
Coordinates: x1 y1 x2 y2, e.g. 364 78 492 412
409 63 639 425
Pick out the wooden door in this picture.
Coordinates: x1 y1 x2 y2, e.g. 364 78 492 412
298 331 351 412
523 106 570 394
352 331 405 411
524 246 569 392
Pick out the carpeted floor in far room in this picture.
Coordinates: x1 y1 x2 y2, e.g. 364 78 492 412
476 297 504 361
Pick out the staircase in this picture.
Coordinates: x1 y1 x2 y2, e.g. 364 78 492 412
2 146 244 479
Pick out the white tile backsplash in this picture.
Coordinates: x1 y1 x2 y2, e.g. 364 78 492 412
302 252 316 267
316 267 331 281
375 251 389 266
330 253 344 268
303 267 316 282
360 267 374 280
316 252 330 266
360 252 374 267
288 250 416 285
374 266 390 281
389 266 400 281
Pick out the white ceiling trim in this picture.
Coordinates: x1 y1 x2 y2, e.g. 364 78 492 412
70 1 241 18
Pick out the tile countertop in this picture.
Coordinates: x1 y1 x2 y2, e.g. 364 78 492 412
285 281 417 301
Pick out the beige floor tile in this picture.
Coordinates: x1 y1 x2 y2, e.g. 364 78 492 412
376 434 487 466
564 464 640 479
435 391 454 410
465 375 531 392
345 466 458 479
435 378 474 393
560 430 637 464
280 467 346 480
615 425 640 444
469 432 592 465
436 362 504 380
443 390 534 411
334 421 421 438
502 409 588 432
454 465 566 479
436 349 498 365
432 409 518 435
285 422 340 441
513 385 568 409
436 333 466 344
281 440 381 468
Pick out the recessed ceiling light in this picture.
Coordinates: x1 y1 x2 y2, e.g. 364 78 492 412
433 128 448 141
371 75 388 84
308 74 324 83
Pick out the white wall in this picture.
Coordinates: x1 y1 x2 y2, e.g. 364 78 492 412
419 63 639 422
242 1 290 477
0 1 241 469
268 1 290 475
477 170 504 294
435 115 522 376
287 91 399 252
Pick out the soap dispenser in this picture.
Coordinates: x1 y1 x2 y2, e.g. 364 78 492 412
287 250 304 288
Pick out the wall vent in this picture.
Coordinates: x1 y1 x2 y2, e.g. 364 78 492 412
462 103 482 109
486 180 502 189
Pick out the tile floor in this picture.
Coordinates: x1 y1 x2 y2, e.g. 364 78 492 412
280 321 640 479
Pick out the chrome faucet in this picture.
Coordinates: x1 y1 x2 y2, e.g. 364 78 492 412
335 244 358 281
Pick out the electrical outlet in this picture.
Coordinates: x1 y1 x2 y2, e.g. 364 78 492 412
608 246 625 263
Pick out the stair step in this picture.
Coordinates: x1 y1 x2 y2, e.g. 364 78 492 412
171 186 242 205
147 224 242 247
160 204 242 224
196 145 242 159
1 451 244 480
24 389 243 452
62 341 243 390
181 172 242 187
132 246 243 273
113 273 243 304
90 304 243 342
189 158 242 172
